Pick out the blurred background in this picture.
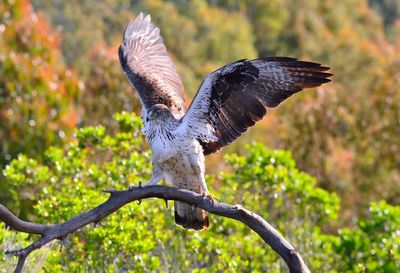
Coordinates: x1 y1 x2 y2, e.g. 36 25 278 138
0 0 399 272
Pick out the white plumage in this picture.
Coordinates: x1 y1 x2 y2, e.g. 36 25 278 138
118 12 332 230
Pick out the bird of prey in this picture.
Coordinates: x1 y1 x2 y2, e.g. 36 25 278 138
118 12 332 230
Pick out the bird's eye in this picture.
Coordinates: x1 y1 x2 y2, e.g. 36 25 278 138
157 110 163 115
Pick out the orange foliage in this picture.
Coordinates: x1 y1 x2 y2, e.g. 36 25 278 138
0 0 81 165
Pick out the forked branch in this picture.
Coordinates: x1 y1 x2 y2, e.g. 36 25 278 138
0 185 311 273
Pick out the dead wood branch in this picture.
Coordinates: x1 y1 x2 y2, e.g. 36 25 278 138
0 185 311 273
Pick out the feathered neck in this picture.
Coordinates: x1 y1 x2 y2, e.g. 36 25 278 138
142 119 179 142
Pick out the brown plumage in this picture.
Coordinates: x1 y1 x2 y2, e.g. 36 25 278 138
174 181 209 230
119 13 332 231
198 57 332 154
118 12 187 119
174 204 209 231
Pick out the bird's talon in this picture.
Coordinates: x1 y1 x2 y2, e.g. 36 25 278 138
203 192 217 205
129 181 142 191
137 199 142 205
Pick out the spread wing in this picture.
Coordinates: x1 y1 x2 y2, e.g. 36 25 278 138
176 57 332 154
118 12 187 118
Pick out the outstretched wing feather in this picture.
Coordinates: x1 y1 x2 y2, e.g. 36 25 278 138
118 13 187 118
177 57 332 154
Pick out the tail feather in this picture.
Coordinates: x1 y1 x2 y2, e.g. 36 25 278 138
174 201 209 231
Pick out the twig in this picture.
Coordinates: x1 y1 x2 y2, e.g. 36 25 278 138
0 185 311 273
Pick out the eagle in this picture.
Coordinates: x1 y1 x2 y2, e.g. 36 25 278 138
118 13 332 230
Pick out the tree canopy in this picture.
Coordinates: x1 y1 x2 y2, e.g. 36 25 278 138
1 0 399 272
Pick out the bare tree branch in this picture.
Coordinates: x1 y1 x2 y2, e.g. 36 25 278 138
0 205 53 235
1 185 311 273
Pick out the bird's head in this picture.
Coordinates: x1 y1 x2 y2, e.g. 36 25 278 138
146 104 174 124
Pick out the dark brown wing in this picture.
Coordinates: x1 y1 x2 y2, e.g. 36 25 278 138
176 57 332 155
118 13 187 118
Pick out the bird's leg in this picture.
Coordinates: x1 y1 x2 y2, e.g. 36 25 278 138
196 170 209 194
199 176 217 204
144 164 163 186
142 174 162 187
129 176 162 190
129 166 162 190
194 154 217 203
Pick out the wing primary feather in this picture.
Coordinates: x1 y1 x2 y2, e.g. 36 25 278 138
178 56 332 155
119 13 187 117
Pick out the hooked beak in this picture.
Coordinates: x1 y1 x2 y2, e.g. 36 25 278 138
146 110 155 122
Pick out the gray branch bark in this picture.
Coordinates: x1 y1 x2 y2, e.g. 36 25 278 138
0 185 311 273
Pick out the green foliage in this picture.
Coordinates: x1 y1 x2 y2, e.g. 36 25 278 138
207 0 400 219
31 0 257 95
24 0 400 219
0 0 83 213
1 0 400 272
0 0 80 166
368 0 400 39
77 44 138 129
0 228 53 273
1 113 399 272
335 201 400 272
223 144 339 224
30 0 132 68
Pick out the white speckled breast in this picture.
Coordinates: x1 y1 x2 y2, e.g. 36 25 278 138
153 135 204 185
